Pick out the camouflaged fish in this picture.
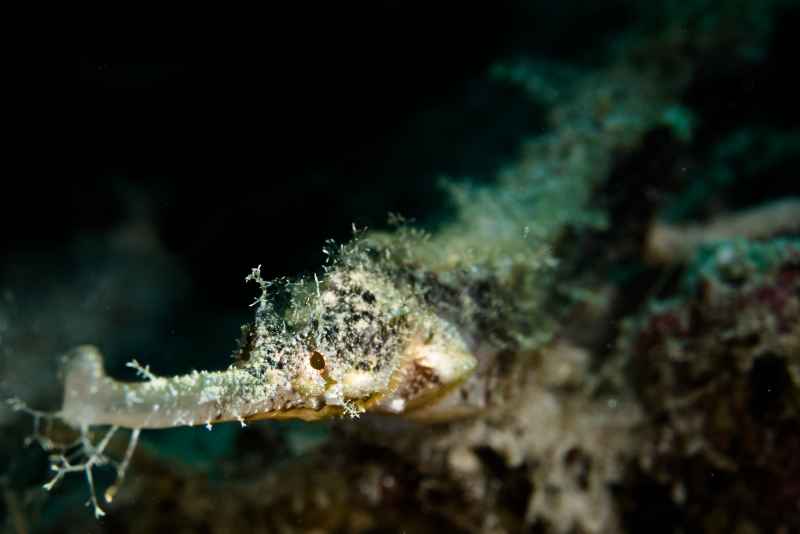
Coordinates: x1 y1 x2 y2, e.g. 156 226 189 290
58 231 542 431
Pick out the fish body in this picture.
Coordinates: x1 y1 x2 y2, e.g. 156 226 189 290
59 250 486 430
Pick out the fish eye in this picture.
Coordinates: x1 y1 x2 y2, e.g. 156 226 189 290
310 351 326 370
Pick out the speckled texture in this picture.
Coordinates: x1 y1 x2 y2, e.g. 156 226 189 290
626 239 800 532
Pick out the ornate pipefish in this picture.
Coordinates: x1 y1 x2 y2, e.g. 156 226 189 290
59 227 551 430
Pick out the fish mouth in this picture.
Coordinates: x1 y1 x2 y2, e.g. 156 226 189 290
58 345 306 429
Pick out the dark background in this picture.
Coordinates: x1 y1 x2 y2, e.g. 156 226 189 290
6 2 635 309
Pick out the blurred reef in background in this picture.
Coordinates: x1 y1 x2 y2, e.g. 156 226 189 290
2 1 800 533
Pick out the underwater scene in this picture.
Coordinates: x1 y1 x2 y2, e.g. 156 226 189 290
2 1 799 532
